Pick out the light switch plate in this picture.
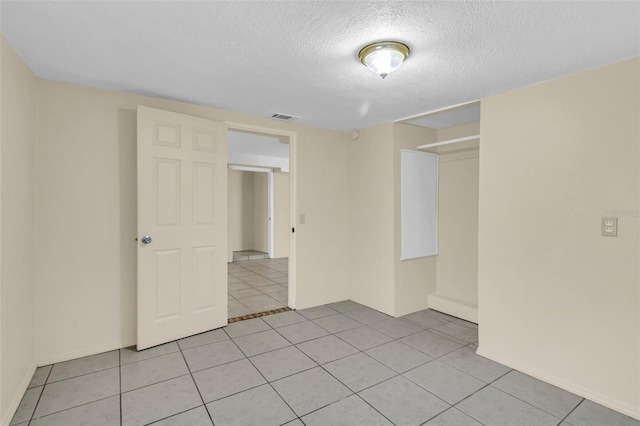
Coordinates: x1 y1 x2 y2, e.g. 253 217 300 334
601 217 618 237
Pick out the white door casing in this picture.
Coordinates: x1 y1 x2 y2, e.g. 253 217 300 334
137 106 228 350
225 122 297 309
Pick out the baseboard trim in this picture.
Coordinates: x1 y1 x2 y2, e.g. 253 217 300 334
2 362 36 426
36 338 136 367
476 347 640 421
428 293 478 323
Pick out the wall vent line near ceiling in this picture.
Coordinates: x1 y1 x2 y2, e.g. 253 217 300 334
271 113 300 121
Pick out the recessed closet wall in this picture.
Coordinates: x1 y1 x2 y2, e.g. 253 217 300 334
427 122 480 322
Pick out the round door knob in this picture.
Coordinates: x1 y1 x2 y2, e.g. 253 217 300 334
141 235 152 245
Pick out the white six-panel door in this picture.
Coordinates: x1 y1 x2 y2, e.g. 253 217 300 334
137 106 228 350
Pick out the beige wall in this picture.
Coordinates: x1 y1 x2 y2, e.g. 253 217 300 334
34 79 349 363
428 123 480 322
253 172 269 253
228 170 256 260
294 129 350 307
392 123 438 316
478 58 639 418
348 124 396 315
0 37 37 425
273 172 290 259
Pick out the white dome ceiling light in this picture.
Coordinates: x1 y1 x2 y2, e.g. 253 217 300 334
358 41 410 79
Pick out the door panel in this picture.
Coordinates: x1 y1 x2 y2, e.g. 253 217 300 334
154 158 181 226
137 105 228 350
193 163 215 225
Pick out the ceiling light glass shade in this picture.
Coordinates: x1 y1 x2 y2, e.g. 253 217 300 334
358 41 410 79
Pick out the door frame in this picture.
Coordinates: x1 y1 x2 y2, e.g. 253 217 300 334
228 165 274 259
225 122 297 309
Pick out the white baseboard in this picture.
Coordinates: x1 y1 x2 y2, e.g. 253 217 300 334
428 293 478 323
476 347 640 421
2 362 36 426
36 338 136 367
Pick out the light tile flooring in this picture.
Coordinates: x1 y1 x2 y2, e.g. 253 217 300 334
228 258 288 318
12 301 639 426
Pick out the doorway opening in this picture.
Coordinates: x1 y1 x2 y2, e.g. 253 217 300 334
225 124 296 320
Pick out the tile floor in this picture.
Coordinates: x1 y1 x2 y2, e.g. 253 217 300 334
228 258 288 318
12 301 639 426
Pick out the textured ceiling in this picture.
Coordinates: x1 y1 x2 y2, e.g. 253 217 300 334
2 1 639 131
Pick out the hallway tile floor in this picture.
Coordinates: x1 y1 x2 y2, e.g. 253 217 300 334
228 258 288 318
12 301 639 426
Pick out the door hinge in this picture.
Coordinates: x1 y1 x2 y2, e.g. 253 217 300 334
292 227 295 233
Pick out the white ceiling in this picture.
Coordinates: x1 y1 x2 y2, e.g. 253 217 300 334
1 1 638 131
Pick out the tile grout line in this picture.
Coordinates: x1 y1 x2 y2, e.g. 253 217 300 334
119 348 122 426
26 395 118 423
27 365 54 423
482 384 574 424
318 326 482 426
336 350 454 412
295 343 361 368
430 347 485 370
225 330 302 424
177 338 231 352
120 347 182 367
41 367 114 387
329 327 397 354
176 340 216 425
26 365 121 419
142 406 210 426
487 377 586 424
121 373 191 395
314 353 401 425
281 315 451 425
286 350 406 426
222 302 390 424
417 408 489 426
557 398 584 426
447 369 514 424
353 393 400 426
